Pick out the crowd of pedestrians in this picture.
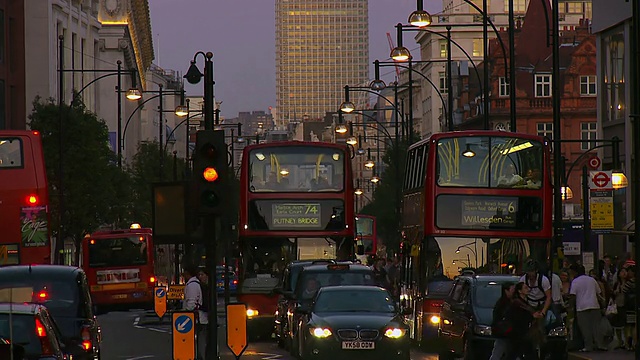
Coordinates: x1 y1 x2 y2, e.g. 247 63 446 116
368 256 402 297
488 256 637 360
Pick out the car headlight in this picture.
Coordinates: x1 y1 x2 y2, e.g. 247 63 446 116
473 325 492 336
548 326 567 337
384 328 406 338
310 327 332 338
246 309 259 317
429 315 440 324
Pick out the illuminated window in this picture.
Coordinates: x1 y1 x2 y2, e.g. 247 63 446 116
473 39 483 57
504 0 527 13
439 40 447 58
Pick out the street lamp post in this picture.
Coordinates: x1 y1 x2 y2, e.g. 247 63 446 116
630 0 640 346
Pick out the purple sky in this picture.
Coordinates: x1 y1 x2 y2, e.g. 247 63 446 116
148 1 441 118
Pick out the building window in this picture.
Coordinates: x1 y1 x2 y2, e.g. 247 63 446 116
535 74 551 97
537 123 553 139
472 39 483 57
504 0 527 13
580 75 596 96
603 32 625 122
439 72 448 93
580 122 597 151
499 77 510 97
439 40 447 58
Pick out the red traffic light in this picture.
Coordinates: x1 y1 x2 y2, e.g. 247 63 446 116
203 167 219 182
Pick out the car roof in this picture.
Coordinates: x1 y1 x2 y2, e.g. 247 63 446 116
317 285 386 293
300 263 372 272
0 303 43 314
0 265 83 280
288 259 337 268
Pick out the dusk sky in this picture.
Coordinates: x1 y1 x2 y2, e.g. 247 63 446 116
148 1 442 118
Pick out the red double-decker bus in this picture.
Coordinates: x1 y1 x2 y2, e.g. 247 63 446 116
0 130 52 266
238 141 355 337
82 224 157 313
355 214 377 263
400 130 552 347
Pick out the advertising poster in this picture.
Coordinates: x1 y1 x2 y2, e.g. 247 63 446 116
20 206 49 247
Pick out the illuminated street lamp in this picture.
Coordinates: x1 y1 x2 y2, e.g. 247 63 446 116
408 0 432 27
339 86 356 113
390 24 411 61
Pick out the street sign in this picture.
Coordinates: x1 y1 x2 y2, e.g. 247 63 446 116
562 242 581 256
226 303 248 358
589 171 614 230
168 284 185 300
588 155 601 169
590 171 612 190
154 286 167 318
172 312 195 360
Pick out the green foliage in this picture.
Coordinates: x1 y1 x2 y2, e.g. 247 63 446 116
359 131 420 255
28 97 130 244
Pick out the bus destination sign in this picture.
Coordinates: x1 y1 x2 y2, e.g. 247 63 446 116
461 197 517 227
272 203 321 228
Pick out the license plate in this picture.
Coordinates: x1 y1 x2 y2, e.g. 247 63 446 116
112 294 127 299
132 292 144 298
341 341 375 350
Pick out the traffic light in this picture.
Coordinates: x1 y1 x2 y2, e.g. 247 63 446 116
193 130 228 214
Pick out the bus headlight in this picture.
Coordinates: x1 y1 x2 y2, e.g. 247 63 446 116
246 309 259 318
384 328 406 338
429 315 440 324
310 327 332 338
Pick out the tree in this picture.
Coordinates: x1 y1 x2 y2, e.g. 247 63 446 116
28 97 131 263
359 132 418 255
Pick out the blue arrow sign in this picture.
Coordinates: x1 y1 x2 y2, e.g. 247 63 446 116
155 288 166 298
174 315 193 334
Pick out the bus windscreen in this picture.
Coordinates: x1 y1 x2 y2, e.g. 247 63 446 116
88 236 148 267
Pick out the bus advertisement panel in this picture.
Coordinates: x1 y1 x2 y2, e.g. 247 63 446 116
82 225 156 312
400 131 553 347
355 214 377 262
238 141 355 338
0 130 52 266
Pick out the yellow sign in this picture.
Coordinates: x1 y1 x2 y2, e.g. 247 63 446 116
172 312 195 360
168 284 185 300
0 244 19 266
226 304 248 357
590 197 614 229
0 246 6 265
154 286 167 318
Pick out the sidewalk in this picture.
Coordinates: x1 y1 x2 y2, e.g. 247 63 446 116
568 348 635 360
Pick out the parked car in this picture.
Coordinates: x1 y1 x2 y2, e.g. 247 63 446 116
438 273 567 360
274 259 336 348
0 303 68 359
287 262 377 356
215 266 238 294
294 286 411 360
0 265 101 360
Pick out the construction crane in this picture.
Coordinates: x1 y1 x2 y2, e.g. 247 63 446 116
386 32 401 79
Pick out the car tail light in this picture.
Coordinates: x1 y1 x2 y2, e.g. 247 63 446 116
233 280 238 285
35 318 53 355
424 299 443 313
81 325 92 351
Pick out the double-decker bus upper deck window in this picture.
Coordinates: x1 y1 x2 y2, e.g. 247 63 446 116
88 236 148 267
249 146 345 192
436 136 543 189
356 217 374 236
0 137 23 168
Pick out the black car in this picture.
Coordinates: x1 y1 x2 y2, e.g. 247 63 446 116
0 303 69 360
287 262 376 356
414 277 454 350
294 286 410 360
274 259 336 348
438 274 567 360
0 265 101 360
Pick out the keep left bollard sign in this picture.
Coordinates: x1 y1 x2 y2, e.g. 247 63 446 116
154 286 167 318
172 312 195 360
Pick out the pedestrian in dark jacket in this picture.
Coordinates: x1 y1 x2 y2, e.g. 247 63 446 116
505 282 544 360
489 282 515 360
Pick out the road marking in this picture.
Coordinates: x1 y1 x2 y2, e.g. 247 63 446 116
242 351 282 359
133 317 140 326
125 356 155 360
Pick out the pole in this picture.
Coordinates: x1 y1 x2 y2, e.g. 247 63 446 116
158 84 164 179
551 0 563 275
117 60 123 168
57 34 65 265
204 52 214 130
446 26 454 131
185 99 191 177
408 60 413 144
223 130 233 306
582 166 589 252
482 0 490 130
508 0 516 131
205 217 218 360
630 0 640 349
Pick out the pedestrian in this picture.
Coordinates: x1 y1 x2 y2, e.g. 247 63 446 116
504 282 543 360
569 264 607 352
611 267 628 349
489 282 515 360
183 263 208 360
621 263 636 351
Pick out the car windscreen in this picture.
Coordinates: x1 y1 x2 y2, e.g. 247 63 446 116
474 280 516 308
0 280 80 318
314 289 396 313
0 314 42 356
427 280 454 297
296 270 375 300
88 236 148 267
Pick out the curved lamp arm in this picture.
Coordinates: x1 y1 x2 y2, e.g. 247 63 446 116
122 94 162 150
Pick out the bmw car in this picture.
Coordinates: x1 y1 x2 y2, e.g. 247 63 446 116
294 286 410 360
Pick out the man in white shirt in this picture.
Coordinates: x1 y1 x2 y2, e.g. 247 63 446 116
519 260 552 315
569 264 606 352
183 264 208 360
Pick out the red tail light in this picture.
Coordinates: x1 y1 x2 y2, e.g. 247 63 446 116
233 280 238 285
35 318 53 355
424 299 444 312
81 325 92 351
149 276 156 284
26 194 39 205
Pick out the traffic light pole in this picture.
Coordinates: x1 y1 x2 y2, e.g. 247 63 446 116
205 216 218 360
